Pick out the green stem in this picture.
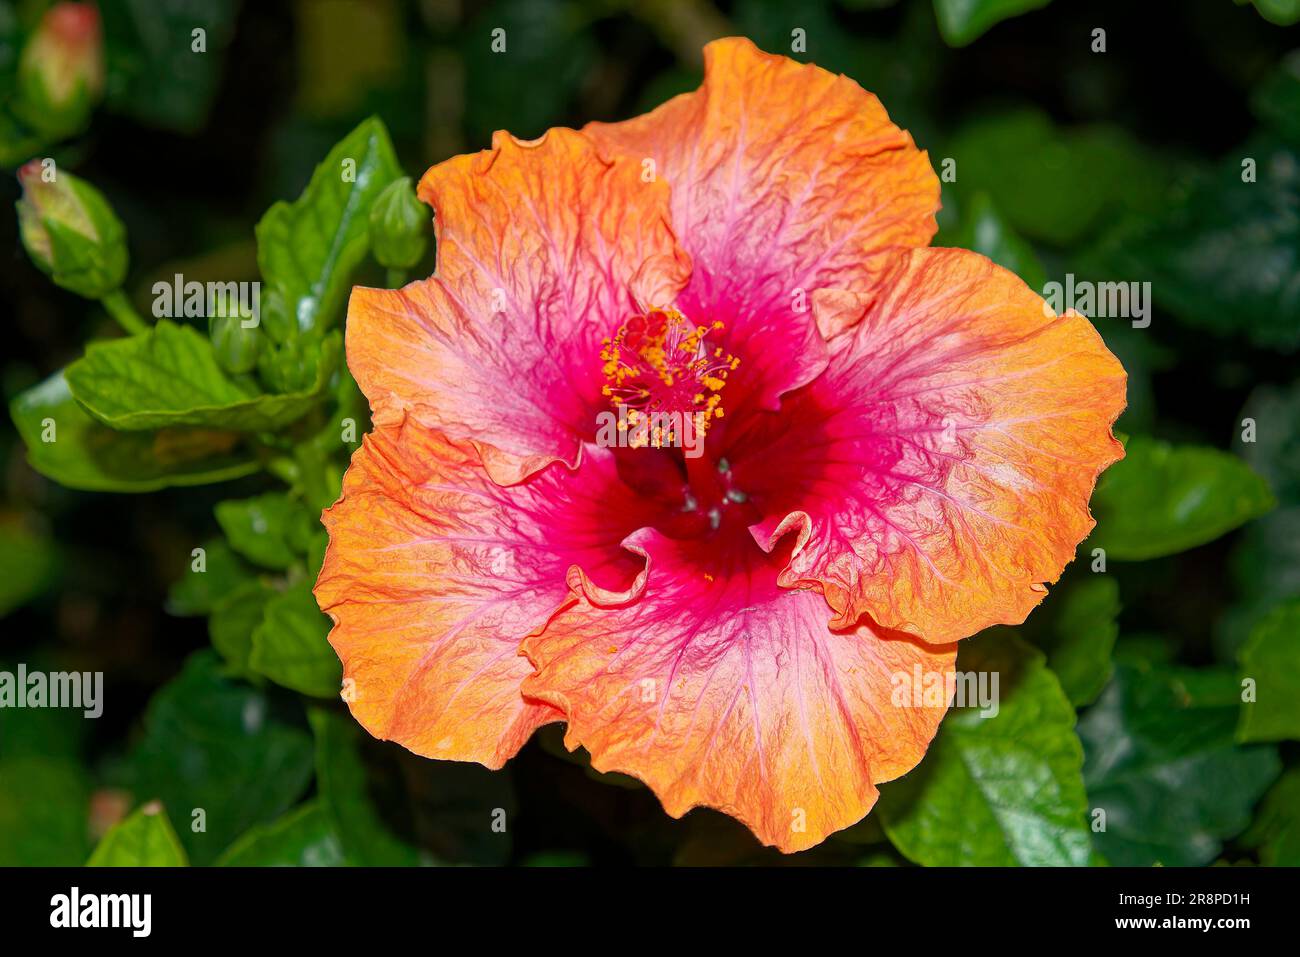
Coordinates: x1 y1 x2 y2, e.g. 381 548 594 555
100 289 150 336
386 268 407 289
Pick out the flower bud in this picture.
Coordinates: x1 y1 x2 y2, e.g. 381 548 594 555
368 177 429 270
16 3 105 140
16 160 128 299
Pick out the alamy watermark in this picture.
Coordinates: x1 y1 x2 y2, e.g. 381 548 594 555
152 273 260 327
1042 273 1151 328
0 664 102 718
594 406 707 459
891 665 1000 718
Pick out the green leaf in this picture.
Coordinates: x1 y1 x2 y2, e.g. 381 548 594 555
940 191 1047 291
208 580 273 675
10 370 259 492
933 0 1051 47
167 537 254 616
215 800 346 866
87 802 188 866
0 756 90 865
1091 135 1300 351
65 321 339 432
876 630 1093 866
1240 769 1300 866
215 492 316 571
946 108 1165 245
250 580 341 698
1242 0 1300 26
0 521 58 617
1252 49 1300 145
1237 598 1300 742
1080 663 1281 866
102 0 240 132
255 117 402 341
127 652 314 864
310 708 424 866
1090 437 1275 561
1035 576 1120 707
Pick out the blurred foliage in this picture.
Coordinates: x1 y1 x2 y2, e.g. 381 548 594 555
1 0 1298 867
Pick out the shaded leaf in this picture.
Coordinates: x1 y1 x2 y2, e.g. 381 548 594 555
940 191 1046 291
0 521 58 617
1091 135 1300 351
310 708 423 866
1080 663 1281 866
167 537 255 616
1036 576 1120 707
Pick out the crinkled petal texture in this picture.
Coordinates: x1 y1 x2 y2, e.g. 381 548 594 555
585 36 940 412
520 530 955 852
319 36 1126 854
316 420 654 768
740 248 1127 644
346 127 691 485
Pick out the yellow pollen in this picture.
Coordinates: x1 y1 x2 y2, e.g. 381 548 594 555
599 307 738 449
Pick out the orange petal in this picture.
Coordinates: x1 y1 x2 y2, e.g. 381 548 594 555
314 420 654 768
521 530 955 852
743 247 1126 644
346 128 691 485
584 36 940 314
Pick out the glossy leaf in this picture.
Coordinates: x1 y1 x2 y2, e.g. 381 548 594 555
1080 663 1281 866
87 802 188 866
65 321 339 432
1090 437 1275 560
215 492 316 571
10 370 259 492
255 117 402 341
877 631 1093 866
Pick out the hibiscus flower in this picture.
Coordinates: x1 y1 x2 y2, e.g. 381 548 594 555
315 37 1125 852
